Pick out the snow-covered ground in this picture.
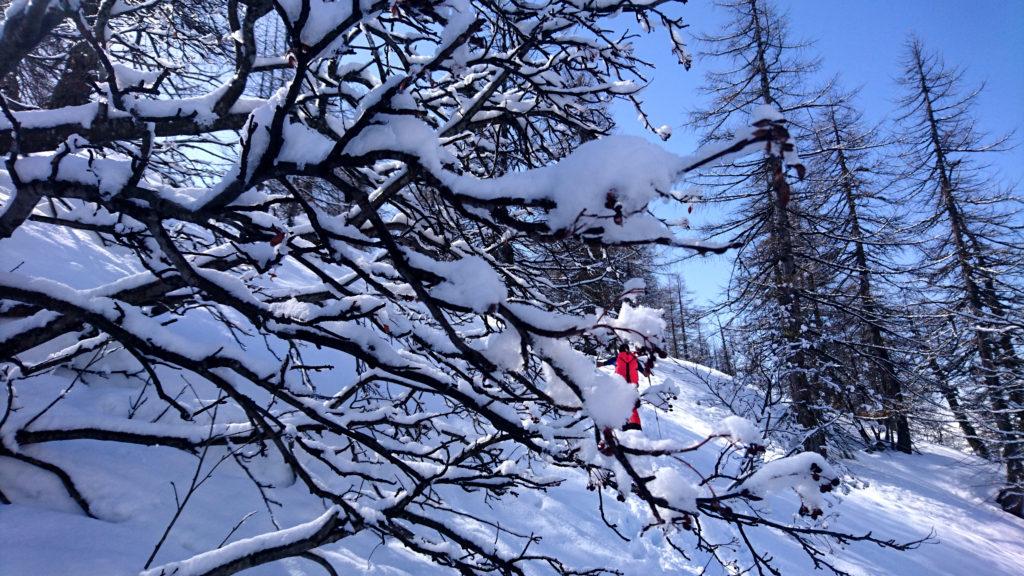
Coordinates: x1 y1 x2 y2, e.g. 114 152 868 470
2 357 1023 575
649 363 1024 576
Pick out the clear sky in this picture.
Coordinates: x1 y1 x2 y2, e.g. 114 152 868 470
608 0 1024 306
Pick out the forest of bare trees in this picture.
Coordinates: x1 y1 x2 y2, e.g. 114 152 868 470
652 0 1024 518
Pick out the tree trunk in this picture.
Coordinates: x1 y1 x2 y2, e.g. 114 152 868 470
717 316 734 375
675 276 690 360
669 309 680 358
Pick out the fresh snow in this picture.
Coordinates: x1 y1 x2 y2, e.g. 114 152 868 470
714 415 761 445
610 302 667 347
648 466 699 514
0 190 1019 575
3 358 1023 575
140 507 343 576
442 135 686 234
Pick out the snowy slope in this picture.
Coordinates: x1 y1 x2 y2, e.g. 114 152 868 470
2 358 1023 575
645 361 1024 576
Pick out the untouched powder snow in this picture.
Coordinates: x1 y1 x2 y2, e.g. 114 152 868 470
2 358 1023 574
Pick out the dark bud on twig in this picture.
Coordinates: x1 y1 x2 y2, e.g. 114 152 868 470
604 191 617 210
269 229 285 247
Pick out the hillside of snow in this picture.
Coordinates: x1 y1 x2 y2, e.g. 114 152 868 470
2 356 1023 575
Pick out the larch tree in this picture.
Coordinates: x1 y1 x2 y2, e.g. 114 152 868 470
895 37 1024 517
689 0 830 454
799 95 914 454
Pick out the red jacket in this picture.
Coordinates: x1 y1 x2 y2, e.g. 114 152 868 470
615 351 643 430
615 351 639 384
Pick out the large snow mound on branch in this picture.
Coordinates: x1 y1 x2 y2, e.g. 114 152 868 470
444 135 685 232
2 358 1023 575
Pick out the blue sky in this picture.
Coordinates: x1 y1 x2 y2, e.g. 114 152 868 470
609 0 1024 305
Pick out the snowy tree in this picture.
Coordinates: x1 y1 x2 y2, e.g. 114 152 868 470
894 37 1024 517
0 0 919 573
689 0 831 454
665 274 696 361
798 94 915 454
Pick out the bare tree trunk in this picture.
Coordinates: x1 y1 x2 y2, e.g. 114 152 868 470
674 275 690 360
717 315 734 375
942 384 990 459
669 309 680 358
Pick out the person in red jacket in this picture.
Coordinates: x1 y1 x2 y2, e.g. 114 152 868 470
614 343 642 431
598 343 645 456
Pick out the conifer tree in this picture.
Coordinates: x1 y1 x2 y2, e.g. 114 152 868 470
895 37 1024 516
692 0 830 453
800 95 914 453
